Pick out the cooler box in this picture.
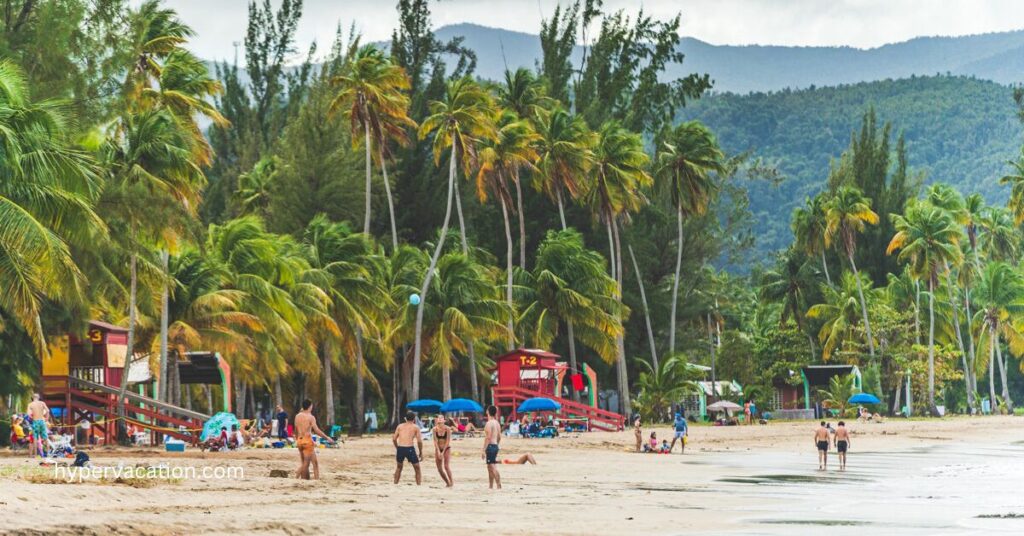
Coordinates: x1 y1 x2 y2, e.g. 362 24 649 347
165 442 186 452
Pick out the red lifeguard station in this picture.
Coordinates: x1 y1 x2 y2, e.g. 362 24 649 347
490 348 624 431
40 320 217 445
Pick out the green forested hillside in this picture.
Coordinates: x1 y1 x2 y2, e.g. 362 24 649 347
680 75 1024 260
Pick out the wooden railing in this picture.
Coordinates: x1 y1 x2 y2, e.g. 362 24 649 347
492 385 625 431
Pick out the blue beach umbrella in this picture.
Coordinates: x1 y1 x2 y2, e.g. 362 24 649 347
407 399 443 413
517 397 562 413
848 393 881 405
200 412 240 441
440 398 484 413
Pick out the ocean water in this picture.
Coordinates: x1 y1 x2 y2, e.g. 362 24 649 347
699 441 1024 535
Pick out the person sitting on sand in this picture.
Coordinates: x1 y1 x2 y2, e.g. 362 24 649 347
202 427 229 452
393 411 424 485
814 421 830 470
502 453 537 464
644 431 658 453
660 439 671 453
229 424 245 449
294 399 333 480
633 417 642 453
433 415 454 487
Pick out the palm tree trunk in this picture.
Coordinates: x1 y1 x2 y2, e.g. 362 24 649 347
515 177 527 270
670 206 684 356
611 219 630 417
322 344 335 428
355 330 366 433
964 287 977 412
118 254 138 423
158 250 169 402
379 147 398 251
413 148 458 400
455 175 469 253
235 379 246 419
390 347 402 428
566 320 581 403
942 269 971 411
927 279 939 417
914 279 921 345
995 335 1012 411
467 346 480 403
453 174 480 402
606 220 617 281
989 325 997 412
820 249 832 287
627 244 658 370
501 199 515 350
442 360 452 401
363 122 372 235
848 254 876 357
205 385 213 415
708 313 718 399
274 377 283 408
556 188 567 231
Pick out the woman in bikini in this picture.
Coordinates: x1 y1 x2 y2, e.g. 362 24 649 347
433 415 454 487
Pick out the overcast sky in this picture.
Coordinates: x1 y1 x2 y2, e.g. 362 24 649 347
162 0 1024 62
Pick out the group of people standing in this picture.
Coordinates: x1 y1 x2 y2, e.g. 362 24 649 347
392 405 510 489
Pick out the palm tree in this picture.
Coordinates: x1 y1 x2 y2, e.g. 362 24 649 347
145 48 228 164
807 272 873 360
633 355 701 423
824 186 879 357
330 44 415 241
477 110 539 348
419 253 510 401
759 246 819 358
0 61 102 357
972 262 1024 413
1000 146 1024 225
517 229 622 402
122 0 194 101
413 76 495 399
818 373 858 417
977 207 1018 263
792 194 833 287
236 156 276 217
656 120 725 356
533 108 594 230
888 203 962 416
585 121 651 417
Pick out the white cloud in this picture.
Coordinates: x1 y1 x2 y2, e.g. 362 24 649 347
162 0 1024 61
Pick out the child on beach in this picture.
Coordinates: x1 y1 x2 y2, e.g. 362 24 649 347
644 432 658 452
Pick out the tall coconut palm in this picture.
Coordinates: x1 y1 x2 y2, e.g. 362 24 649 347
1000 146 1024 225
760 246 819 357
330 44 415 240
0 61 103 357
517 230 622 403
808 272 873 360
972 262 1024 413
977 207 1018 263
122 0 194 101
533 108 594 230
792 194 833 287
824 186 879 357
477 110 539 348
655 120 725 356
413 76 495 399
419 253 511 400
888 203 962 416
584 121 651 417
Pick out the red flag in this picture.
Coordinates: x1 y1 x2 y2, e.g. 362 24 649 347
570 373 585 391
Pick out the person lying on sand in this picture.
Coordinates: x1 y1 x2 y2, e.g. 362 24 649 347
393 411 423 485
502 453 537 464
295 399 333 480
814 421 830 470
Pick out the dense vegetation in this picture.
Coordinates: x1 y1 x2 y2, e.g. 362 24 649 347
1 0 1023 436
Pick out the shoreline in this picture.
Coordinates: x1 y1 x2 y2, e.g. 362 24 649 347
1 416 1021 535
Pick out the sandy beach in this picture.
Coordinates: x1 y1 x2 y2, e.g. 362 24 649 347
2 416 1023 535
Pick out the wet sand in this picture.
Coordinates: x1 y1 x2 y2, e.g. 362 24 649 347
1 416 1022 535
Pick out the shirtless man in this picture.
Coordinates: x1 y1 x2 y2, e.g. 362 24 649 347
294 399 333 480
834 421 851 471
393 411 423 485
633 417 642 453
27 394 50 457
814 421 830 470
482 405 501 489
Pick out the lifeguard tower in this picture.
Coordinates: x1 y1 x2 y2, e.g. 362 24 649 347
490 348 624 431
40 320 221 445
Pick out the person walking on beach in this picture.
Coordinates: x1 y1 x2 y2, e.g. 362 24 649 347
482 405 502 489
834 421 850 471
668 412 688 454
633 417 642 452
27 393 50 457
294 399 332 480
275 405 288 440
814 421 830 470
393 411 423 485
433 415 454 487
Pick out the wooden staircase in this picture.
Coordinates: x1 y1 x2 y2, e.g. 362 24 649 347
492 385 625 431
42 375 210 445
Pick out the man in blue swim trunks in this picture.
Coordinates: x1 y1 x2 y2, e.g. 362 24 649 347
393 411 423 485
668 412 688 454
27 394 50 457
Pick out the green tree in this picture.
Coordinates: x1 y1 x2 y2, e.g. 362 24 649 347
808 272 873 360
824 185 879 357
972 262 1024 412
533 108 594 230
792 194 833 287
633 354 701 422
